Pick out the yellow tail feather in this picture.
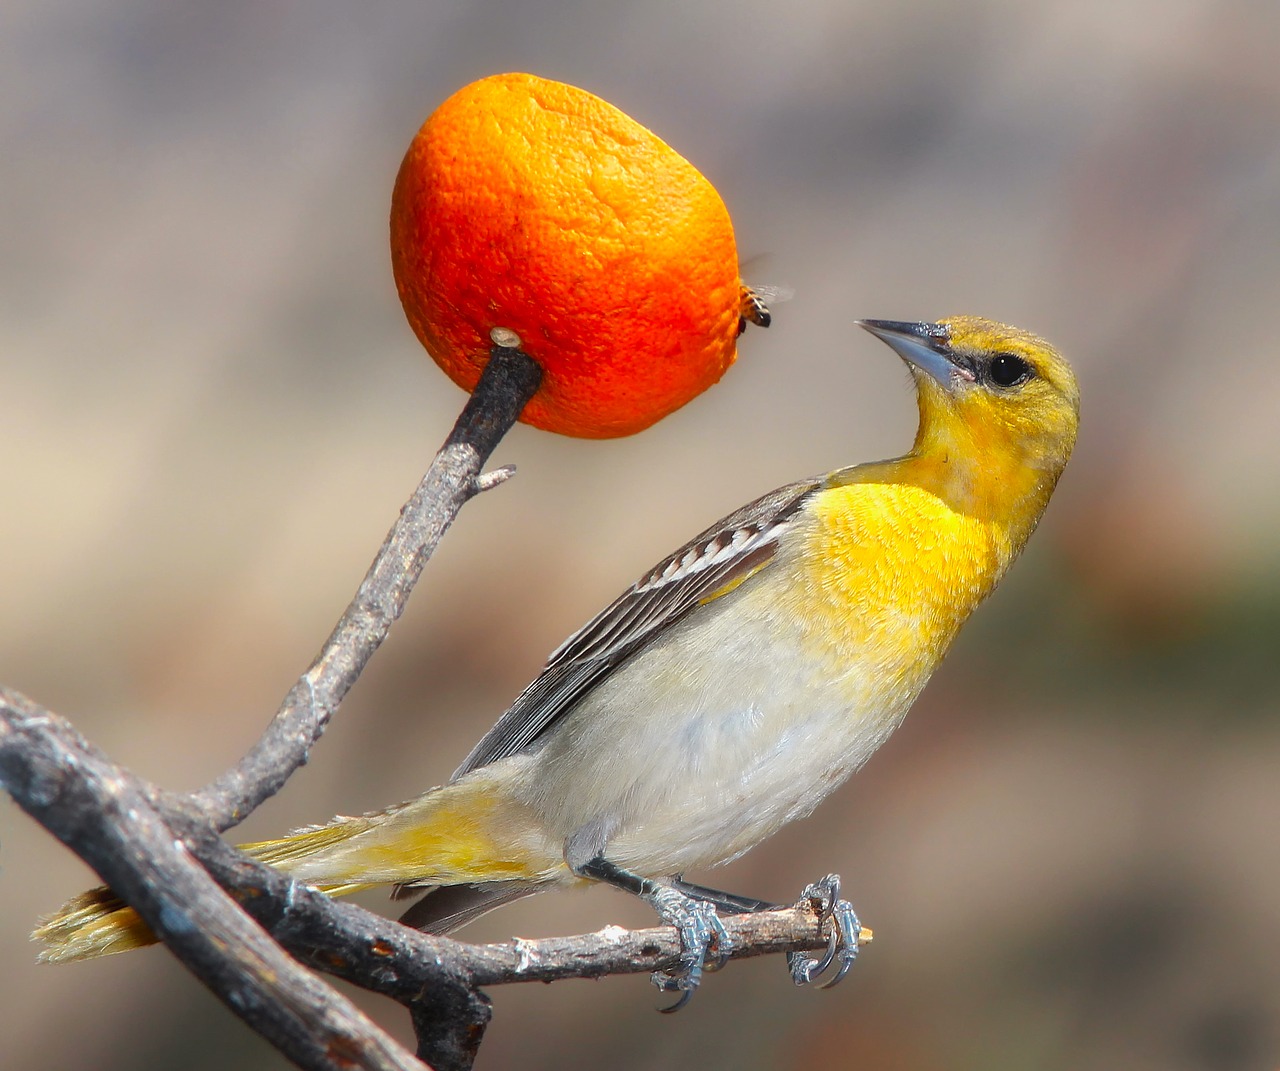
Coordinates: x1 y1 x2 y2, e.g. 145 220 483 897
34 778 561 963
32 821 384 964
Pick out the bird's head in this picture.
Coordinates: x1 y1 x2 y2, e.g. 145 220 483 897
859 316 1079 483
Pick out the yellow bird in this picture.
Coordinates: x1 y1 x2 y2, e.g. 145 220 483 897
35 316 1079 998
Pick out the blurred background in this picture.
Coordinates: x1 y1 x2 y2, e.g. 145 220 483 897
3 1 1279 1068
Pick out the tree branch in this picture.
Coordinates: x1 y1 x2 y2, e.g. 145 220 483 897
4 336 868 1071
7 682 863 1070
192 342 541 831
6 340 542 1070
160 818 855 996
0 689 424 1071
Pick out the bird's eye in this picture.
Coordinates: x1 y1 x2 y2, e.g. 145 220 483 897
988 352 1031 388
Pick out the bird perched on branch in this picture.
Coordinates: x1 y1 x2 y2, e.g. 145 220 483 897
36 316 1079 1003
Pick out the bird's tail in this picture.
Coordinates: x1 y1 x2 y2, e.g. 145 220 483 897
33 775 560 964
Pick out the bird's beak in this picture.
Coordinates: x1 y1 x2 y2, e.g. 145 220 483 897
856 320 976 389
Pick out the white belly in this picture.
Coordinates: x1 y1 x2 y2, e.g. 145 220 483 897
509 585 929 876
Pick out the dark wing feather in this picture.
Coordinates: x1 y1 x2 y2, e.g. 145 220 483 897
451 478 819 779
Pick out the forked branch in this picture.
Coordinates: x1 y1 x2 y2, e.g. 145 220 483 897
0 340 861 1071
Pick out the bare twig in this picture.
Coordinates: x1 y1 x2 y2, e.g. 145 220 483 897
0 689 424 1071
6 682 860 1071
158 825 853 995
4 337 868 1071
192 343 542 831
457 909 865 986
4 341 542 1070
410 987 492 1071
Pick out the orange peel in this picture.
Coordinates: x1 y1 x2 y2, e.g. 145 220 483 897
391 72 760 438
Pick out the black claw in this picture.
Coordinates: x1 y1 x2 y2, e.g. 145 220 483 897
789 874 861 988
656 984 696 1014
816 898 861 989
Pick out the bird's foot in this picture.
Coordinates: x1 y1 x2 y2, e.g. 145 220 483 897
788 873 862 988
647 884 732 1012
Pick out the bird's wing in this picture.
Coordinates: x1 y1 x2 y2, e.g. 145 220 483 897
450 478 820 779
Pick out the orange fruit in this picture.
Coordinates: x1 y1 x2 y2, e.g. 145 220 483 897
390 72 754 438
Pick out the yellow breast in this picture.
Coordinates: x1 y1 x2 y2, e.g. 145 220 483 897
794 466 1012 683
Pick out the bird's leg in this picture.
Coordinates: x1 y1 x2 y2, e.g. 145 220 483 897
787 873 861 989
574 855 731 1011
669 875 777 914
